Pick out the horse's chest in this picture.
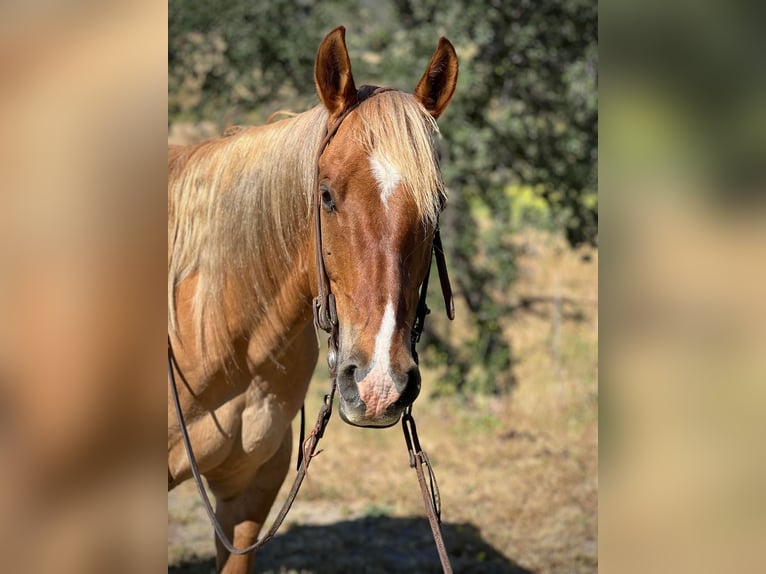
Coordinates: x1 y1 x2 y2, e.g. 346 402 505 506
196 381 290 468
169 382 290 484
239 384 290 465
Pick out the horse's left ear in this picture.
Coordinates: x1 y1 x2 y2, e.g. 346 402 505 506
315 26 357 119
414 37 459 119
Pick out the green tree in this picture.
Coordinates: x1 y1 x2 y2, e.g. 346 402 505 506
169 0 362 122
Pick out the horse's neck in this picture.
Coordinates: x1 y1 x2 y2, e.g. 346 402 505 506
240 243 316 366
223 119 320 361
172 243 314 391
170 109 324 383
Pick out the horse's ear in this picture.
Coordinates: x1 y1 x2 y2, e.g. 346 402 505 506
315 26 357 119
414 38 459 119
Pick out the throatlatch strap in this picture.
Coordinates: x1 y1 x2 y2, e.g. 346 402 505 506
433 228 454 320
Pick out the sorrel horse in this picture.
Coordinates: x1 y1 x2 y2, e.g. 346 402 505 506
168 26 458 573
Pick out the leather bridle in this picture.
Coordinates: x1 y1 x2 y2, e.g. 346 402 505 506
312 84 454 369
168 86 455 572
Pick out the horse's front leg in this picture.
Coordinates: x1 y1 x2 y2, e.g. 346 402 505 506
209 426 292 574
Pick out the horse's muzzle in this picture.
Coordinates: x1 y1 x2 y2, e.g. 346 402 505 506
335 358 421 427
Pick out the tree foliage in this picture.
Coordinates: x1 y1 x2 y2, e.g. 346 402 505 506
169 0 598 395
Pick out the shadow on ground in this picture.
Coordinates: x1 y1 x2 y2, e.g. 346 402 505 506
169 516 532 573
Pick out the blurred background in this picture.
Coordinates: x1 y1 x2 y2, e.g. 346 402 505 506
601 1 766 572
0 2 167 573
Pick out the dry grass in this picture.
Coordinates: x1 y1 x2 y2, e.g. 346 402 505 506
168 230 598 573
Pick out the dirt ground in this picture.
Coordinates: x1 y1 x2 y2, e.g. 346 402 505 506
168 230 598 573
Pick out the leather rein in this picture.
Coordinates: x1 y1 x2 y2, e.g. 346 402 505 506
168 86 455 571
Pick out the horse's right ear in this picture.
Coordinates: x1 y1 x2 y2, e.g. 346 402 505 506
315 26 357 119
414 37 459 119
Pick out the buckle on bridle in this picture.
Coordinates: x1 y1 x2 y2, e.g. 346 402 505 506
313 293 338 334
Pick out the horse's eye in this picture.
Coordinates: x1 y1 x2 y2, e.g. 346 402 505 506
320 186 335 212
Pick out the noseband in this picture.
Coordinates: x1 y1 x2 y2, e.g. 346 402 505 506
168 86 455 571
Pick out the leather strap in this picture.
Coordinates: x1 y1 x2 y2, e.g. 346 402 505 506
433 228 455 320
402 408 453 574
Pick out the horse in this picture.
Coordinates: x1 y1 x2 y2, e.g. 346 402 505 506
168 26 458 573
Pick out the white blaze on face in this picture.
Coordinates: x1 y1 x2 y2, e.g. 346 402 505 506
357 297 399 419
370 150 401 208
371 299 396 374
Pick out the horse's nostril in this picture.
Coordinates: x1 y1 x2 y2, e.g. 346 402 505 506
341 363 357 380
335 361 362 406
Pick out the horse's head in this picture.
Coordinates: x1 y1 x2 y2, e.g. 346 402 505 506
313 27 458 427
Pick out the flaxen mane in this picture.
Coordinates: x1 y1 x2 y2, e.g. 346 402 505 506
168 90 444 362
